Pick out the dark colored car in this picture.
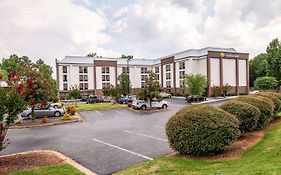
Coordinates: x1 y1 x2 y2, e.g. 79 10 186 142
185 96 206 103
86 95 102 104
81 95 88 101
118 96 132 104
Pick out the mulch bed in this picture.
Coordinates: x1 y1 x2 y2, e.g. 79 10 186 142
0 151 63 174
169 117 281 161
10 116 80 129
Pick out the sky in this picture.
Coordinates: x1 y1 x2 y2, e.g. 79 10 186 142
0 0 281 76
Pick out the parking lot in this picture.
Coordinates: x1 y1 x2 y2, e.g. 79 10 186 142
1 98 228 175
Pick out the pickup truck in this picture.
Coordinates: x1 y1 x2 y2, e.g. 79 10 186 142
132 100 168 110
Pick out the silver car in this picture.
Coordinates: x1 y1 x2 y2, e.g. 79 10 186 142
21 106 65 119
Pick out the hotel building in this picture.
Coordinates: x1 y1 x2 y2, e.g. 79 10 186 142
56 47 249 98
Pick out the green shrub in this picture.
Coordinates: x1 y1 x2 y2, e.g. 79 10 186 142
220 101 260 133
270 92 281 103
166 105 240 156
236 96 274 130
254 76 278 90
254 93 281 114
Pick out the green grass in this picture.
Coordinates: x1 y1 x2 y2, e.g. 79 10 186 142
77 103 126 111
8 163 85 175
116 123 281 175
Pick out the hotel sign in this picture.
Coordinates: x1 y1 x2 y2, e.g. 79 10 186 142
220 52 239 58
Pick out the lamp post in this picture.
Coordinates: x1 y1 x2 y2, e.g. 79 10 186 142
121 55 133 95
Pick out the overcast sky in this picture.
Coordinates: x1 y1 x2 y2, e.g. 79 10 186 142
0 0 281 76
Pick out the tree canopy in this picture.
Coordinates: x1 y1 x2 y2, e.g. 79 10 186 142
118 73 131 96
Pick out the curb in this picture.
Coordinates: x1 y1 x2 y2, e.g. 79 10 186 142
10 113 84 129
191 96 238 105
0 150 96 175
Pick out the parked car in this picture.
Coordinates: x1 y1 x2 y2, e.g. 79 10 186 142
159 92 172 98
101 96 113 102
86 95 102 104
185 95 206 103
249 90 259 95
51 102 63 108
21 106 65 119
118 96 133 104
81 95 88 101
132 99 168 110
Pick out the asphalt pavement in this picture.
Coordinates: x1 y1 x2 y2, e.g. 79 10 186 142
1 98 229 175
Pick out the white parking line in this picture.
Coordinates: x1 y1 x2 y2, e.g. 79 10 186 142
95 111 103 116
92 138 153 160
114 110 123 114
123 130 168 142
154 125 164 129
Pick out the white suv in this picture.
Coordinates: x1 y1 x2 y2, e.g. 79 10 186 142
132 99 168 110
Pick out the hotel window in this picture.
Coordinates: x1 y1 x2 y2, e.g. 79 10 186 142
102 83 110 89
141 67 148 74
84 83 88 90
79 66 88 73
63 75 67 82
179 71 185 79
166 73 171 80
79 83 84 90
180 80 185 88
155 66 159 73
141 75 147 81
141 82 146 88
179 61 185 70
156 74 159 81
79 75 88 82
63 66 67 73
102 75 110 81
102 67 110 74
166 81 171 88
122 67 129 73
166 65 171 71
63 83 68 91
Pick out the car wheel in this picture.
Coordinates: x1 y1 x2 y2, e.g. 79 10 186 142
141 105 147 110
162 104 168 109
27 113 32 119
54 111 61 117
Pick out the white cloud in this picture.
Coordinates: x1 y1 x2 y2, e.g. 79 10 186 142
0 0 118 75
108 0 281 58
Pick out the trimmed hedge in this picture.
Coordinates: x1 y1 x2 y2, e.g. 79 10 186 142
254 93 281 114
236 96 274 130
220 101 260 133
166 105 240 156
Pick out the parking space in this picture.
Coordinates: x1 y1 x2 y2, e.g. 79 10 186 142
1 98 229 175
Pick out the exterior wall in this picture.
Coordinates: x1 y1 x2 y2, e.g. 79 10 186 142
57 49 249 97
239 60 247 86
210 58 220 86
96 67 102 89
223 59 236 86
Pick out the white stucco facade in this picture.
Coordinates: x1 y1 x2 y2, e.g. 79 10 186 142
56 47 249 97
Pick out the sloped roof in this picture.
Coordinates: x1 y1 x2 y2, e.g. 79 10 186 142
57 47 239 65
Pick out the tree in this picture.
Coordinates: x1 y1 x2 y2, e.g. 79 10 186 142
86 52 97 57
118 73 131 96
184 74 207 96
68 86 81 106
0 69 33 151
254 76 278 90
1 54 32 74
137 71 161 108
249 53 268 87
266 38 281 82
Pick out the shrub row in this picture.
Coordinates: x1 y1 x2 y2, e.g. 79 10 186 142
166 92 281 156
166 105 240 156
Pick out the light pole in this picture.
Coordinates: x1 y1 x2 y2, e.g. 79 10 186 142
121 55 133 95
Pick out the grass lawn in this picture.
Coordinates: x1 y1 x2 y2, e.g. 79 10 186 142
8 163 85 175
78 103 127 111
116 123 281 175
